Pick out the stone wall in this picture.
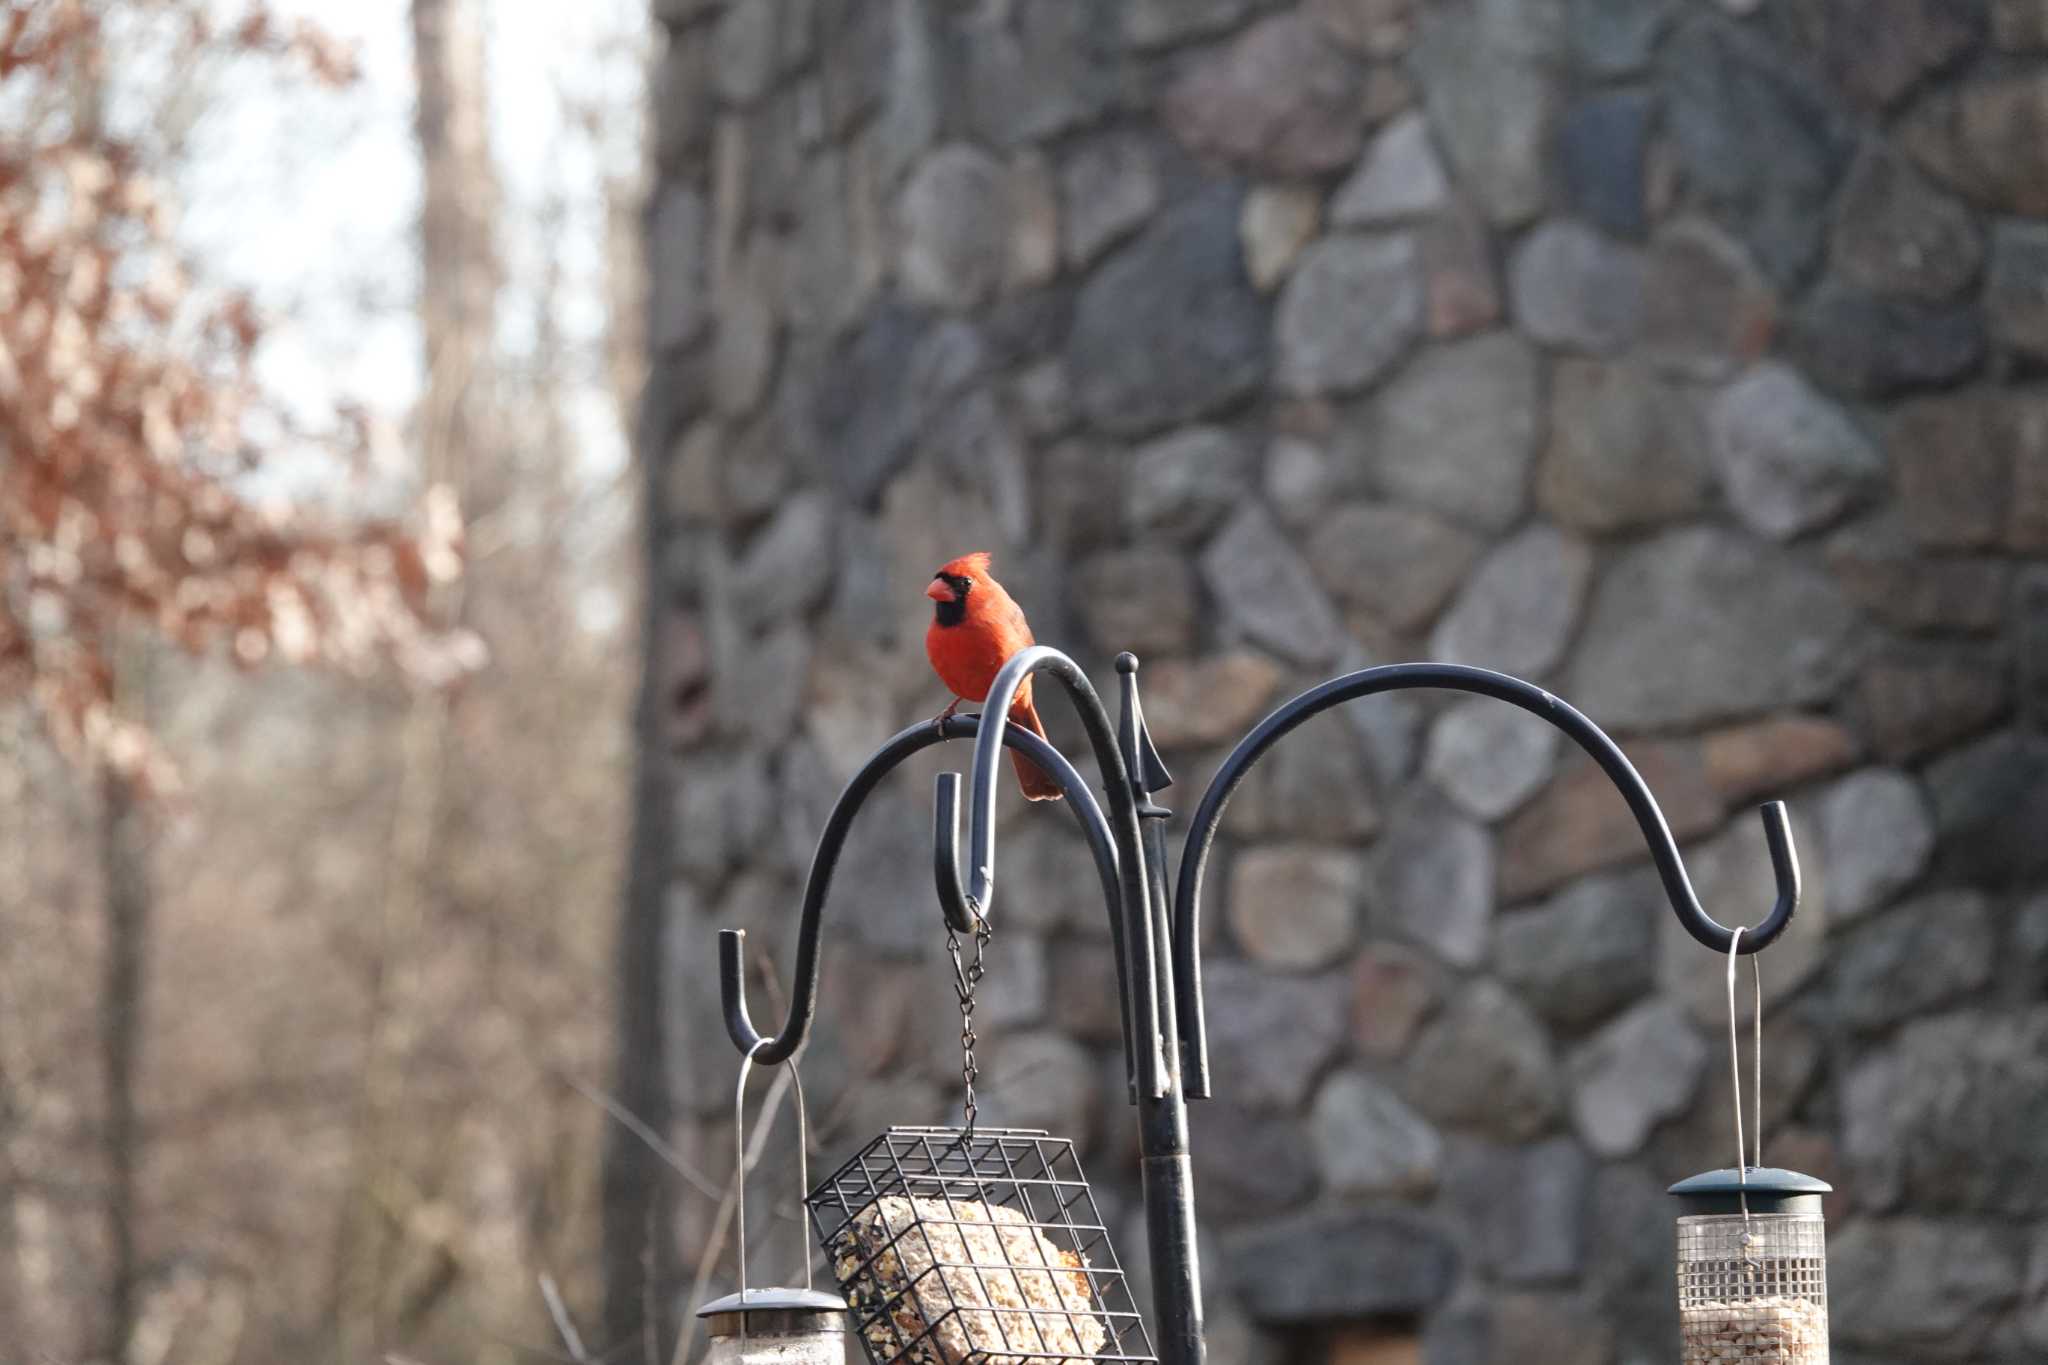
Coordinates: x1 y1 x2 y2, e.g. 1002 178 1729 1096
636 0 2048 1361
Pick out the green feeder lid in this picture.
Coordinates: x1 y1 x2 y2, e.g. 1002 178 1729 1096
1669 1167 1831 1216
697 1287 848 1332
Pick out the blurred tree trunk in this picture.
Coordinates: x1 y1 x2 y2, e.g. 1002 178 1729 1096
98 764 148 1364
332 0 499 1353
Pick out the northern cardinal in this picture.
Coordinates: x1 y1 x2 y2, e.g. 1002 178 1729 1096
925 552 1063 802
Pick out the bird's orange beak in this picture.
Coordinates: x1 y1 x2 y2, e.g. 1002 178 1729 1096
925 577 952 602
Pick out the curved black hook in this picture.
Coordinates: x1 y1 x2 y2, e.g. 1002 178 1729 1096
933 645 1167 1096
1170 663 1801 1098
718 714 1122 1067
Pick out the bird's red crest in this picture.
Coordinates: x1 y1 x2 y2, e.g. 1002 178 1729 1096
935 551 993 581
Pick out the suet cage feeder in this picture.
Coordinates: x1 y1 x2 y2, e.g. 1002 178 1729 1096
1671 1168 1832 1364
807 1126 1154 1365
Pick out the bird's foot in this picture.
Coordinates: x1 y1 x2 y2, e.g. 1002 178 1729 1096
931 698 960 731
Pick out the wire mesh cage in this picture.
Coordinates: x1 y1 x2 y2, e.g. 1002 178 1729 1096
1677 1212 1829 1364
805 1126 1156 1365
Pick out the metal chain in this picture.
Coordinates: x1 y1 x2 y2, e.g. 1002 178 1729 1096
946 912 993 1134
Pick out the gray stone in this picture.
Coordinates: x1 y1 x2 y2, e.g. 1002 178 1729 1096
1046 936 1126 1044
1639 218 1778 381
1374 331 1542 531
835 790 939 954
1275 234 1424 394
1138 652 1284 748
1412 0 1564 225
1239 185 1321 291
653 32 711 170
1988 220 2048 361
897 144 1009 312
1659 16 1855 287
1190 1103 1319 1221
1901 72 2048 219
1832 145 1986 303
1124 0 1259 48
1010 359 1072 439
1473 1294 1617 1365
1201 960 1351 1109
1567 526 1864 729
1161 13 1367 177
812 307 981 503
1831 1220 2024 1356
1540 358 1712 532
1421 202 1504 337
1069 185 1271 436
1200 507 1347 667
1002 150 1059 291
1509 219 1645 354
649 186 707 350
1709 362 1883 540
1309 0 1419 56
993 819 1115 937
1060 131 1162 267
977 932 1049 1028
1817 767 1934 923
711 0 778 104
1265 438 1331 528
1500 741 1723 902
1331 113 1450 226
1496 865 1659 1029
1784 283 1985 399
1126 426 1253 542
959 0 1121 149
1352 941 1443 1059
730 492 834 627
1567 0 1673 75
1430 525 1593 678
1405 980 1560 1140
1928 732 2048 885
1556 91 1653 240
671 748 773 881
1229 845 1365 970
1230 719 1383 841
1441 1137 1592 1283
976 1030 1100 1149
2018 895 2048 992
1072 546 1198 656
1800 0 1985 112
1226 1207 1457 1322
1426 700 1560 822
715 623 808 746
1843 1008 2048 1214
1889 390 2048 552
1995 0 2048 50
1567 999 1707 1158
1859 649 2012 764
1832 889 1996 1035
1379 791 1494 968
1311 1069 1444 1197
712 241 779 417
1307 501 1483 631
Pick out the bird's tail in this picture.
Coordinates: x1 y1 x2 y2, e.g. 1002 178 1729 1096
1008 695 1064 802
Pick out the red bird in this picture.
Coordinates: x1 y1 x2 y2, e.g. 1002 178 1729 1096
925 552 1063 802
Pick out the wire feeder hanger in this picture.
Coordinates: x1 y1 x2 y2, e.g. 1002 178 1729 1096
712 649 1806 1365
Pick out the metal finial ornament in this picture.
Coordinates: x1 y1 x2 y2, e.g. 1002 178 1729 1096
1669 928 1832 1363
695 1043 847 1365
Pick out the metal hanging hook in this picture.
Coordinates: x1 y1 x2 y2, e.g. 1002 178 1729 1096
1170 663 1803 1097
714 713 1129 1068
